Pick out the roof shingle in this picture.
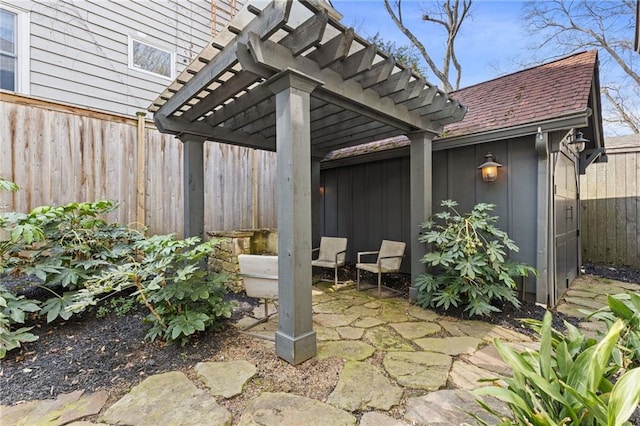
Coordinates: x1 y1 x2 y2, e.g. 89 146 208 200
444 50 597 137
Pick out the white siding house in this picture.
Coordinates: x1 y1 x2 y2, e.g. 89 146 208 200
1 0 218 117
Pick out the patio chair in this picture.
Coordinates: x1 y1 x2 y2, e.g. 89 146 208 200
312 237 348 286
238 254 279 338
356 240 406 296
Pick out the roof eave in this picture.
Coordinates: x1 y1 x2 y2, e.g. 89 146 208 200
433 110 592 151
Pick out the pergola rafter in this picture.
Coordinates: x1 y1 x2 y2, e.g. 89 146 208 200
149 0 466 365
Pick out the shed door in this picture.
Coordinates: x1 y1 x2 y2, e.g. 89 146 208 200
554 151 579 304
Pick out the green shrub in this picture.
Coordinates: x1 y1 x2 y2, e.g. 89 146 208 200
415 200 536 316
1 186 233 353
1 200 144 322
71 235 234 345
475 311 640 425
0 285 40 358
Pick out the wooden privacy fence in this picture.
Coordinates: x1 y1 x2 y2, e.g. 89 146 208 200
580 135 640 268
0 93 277 237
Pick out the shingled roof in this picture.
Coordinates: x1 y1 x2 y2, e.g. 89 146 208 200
444 50 597 138
324 50 600 162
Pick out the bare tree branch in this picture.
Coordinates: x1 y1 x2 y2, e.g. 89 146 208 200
524 0 639 133
383 0 472 92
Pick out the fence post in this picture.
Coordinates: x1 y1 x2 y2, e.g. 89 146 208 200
136 112 147 229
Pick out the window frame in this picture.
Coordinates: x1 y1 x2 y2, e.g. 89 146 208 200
0 4 30 94
127 36 175 80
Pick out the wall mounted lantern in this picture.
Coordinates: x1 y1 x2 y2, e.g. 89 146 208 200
477 152 502 182
567 130 589 152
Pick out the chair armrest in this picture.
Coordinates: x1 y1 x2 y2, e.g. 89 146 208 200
311 247 319 260
358 250 379 262
334 249 347 263
379 254 405 260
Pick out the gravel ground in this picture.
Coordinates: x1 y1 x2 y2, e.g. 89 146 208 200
1 263 639 417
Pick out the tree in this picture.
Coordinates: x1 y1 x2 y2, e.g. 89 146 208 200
383 0 473 92
524 0 639 134
367 32 424 74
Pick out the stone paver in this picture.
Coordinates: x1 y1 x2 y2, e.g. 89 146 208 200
414 335 483 355
327 361 403 411
195 360 257 398
313 299 354 314
100 372 231 426
238 392 356 425
364 326 415 351
336 326 365 340
405 388 509 426
438 319 531 342
449 360 506 390
563 295 606 310
359 411 410 426
317 340 376 360
0 390 107 426
352 316 385 328
390 321 441 340
383 351 451 390
315 325 341 341
344 304 380 317
313 313 357 328
467 344 512 376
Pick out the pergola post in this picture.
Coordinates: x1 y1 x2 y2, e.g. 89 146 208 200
180 135 206 239
311 156 322 248
268 70 323 365
408 131 436 303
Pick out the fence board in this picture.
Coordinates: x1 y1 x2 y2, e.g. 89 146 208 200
1 95 277 238
581 136 640 268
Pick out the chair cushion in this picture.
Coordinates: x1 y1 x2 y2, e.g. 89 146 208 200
312 259 343 268
317 237 348 263
356 263 397 274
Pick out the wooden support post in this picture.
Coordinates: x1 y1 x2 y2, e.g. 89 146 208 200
136 112 147 229
311 157 322 249
408 131 436 303
180 135 206 240
268 69 323 365
535 129 551 305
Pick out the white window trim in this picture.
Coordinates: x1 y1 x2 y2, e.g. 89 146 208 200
127 35 175 80
1 3 30 94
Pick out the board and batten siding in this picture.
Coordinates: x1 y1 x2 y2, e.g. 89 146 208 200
0 94 277 236
6 0 213 117
319 136 540 298
581 135 640 268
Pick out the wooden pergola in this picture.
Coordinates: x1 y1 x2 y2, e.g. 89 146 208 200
150 0 466 364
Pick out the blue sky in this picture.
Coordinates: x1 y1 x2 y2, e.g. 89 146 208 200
332 0 531 89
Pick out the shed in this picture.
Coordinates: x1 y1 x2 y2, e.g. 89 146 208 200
148 0 466 364
321 50 605 306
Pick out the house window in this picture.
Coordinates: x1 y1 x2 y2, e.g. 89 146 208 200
0 5 29 93
128 37 174 79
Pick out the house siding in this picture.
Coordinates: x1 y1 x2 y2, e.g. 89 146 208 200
5 0 213 117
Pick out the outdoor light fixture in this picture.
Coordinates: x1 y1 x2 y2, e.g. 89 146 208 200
568 130 589 152
478 152 502 182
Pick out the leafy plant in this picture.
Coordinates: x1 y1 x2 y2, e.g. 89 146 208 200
1 200 144 322
0 285 40 358
71 235 233 345
415 200 536 316
96 296 136 319
584 293 640 370
474 311 640 425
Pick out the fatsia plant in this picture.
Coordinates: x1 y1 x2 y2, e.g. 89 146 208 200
70 235 234 345
474 311 640 425
415 200 536 316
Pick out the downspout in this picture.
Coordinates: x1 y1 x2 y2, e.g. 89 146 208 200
136 111 147 230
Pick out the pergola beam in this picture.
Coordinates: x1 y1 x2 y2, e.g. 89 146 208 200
245 33 434 131
156 1 292 118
